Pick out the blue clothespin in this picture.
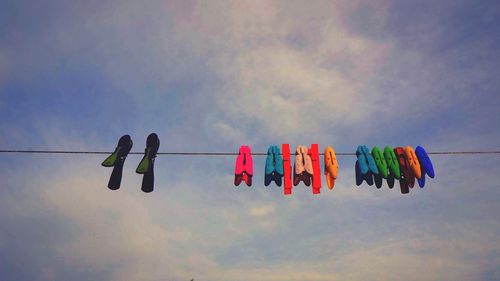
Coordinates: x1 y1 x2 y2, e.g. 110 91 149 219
355 145 379 186
265 145 284 186
356 145 379 175
415 146 435 188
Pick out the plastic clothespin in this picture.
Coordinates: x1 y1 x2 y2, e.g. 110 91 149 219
282 144 292 195
324 146 338 189
102 135 133 190
355 145 379 186
136 133 160 193
394 147 412 194
404 146 422 180
234 145 253 187
383 146 400 189
293 145 313 187
264 145 284 187
415 146 435 188
371 146 388 188
309 144 322 194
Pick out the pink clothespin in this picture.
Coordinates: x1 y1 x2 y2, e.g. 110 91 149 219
234 145 253 186
293 145 313 187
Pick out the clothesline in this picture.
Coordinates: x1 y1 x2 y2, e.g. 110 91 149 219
1 144 490 194
1 150 499 156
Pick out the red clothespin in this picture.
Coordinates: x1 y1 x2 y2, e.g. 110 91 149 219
394 147 412 194
234 145 253 186
282 144 292 195
401 147 416 188
309 144 322 194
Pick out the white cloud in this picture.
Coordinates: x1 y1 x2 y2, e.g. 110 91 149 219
180 1 394 140
248 205 275 217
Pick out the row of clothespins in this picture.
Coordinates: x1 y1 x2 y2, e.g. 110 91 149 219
234 144 435 195
354 145 435 194
101 134 435 194
234 144 325 195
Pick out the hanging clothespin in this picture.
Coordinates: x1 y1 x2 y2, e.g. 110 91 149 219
394 147 413 194
136 133 160 193
265 145 284 187
102 135 133 190
404 146 422 180
309 144 322 194
234 145 253 186
355 145 379 186
293 145 313 187
282 144 292 195
415 146 435 188
356 145 379 175
371 146 388 189
383 146 400 189
324 146 338 189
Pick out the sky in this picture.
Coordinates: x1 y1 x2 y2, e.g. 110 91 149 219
0 0 499 280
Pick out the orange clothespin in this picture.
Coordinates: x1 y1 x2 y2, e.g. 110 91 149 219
404 146 422 179
324 146 338 189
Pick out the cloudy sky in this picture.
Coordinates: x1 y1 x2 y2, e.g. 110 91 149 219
1 0 499 280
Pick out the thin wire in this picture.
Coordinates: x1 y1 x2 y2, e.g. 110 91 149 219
0 150 499 156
